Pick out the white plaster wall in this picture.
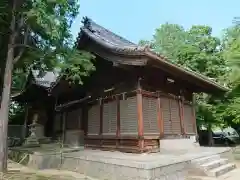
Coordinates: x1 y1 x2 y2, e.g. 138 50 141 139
160 136 199 150
64 130 84 147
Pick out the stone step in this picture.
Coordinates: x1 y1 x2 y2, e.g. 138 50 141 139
233 154 240 160
233 149 240 154
200 158 228 171
192 155 220 165
207 163 236 177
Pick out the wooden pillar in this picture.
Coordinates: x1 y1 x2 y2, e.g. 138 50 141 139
157 94 164 137
23 104 29 138
83 104 88 148
83 104 88 136
169 98 173 134
192 94 197 136
99 99 103 146
99 99 103 135
178 96 185 135
137 82 144 150
116 96 120 147
61 111 67 144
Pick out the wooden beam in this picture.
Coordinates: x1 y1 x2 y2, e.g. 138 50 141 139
23 104 29 138
55 96 91 111
178 97 185 135
141 90 158 98
116 96 120 147
137 89 144 150
157 95 164 137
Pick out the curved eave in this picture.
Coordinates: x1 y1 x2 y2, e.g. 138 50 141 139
11 83 50 103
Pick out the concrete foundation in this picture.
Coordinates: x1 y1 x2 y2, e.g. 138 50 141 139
8 144 231 180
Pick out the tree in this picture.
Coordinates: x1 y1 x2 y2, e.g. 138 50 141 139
216 17 240 127
0 0 95 171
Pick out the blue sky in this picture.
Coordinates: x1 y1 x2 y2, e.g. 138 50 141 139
70 0 239 43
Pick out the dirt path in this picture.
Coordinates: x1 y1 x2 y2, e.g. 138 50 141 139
3 161 90 180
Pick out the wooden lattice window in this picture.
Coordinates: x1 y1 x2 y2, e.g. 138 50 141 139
161 96 181 135
161 96 171 135
143 97 158 134
88 104 100 135
102 101 117 135
183 103 195 134
170 98 181 135
120 96 138 135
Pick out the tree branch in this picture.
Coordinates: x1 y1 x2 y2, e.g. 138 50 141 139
13 28 29 64
17 14 28 32
0 31 9 35
13 49 24 64
13 44 35 49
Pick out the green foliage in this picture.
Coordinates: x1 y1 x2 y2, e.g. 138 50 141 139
9 102 25 124
59 49 96 84
151 23 187 63
0 0 95 92
0 0 95 125
217 18 240 125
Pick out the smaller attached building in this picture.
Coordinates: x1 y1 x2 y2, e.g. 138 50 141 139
12 70 59 138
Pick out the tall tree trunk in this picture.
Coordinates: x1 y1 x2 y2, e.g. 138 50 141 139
0 0 16 172
0 38 14 172
207 123 214 146
0 3 11 97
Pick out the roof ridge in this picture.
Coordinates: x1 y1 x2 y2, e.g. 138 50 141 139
82 16 137 46
82 27 144 51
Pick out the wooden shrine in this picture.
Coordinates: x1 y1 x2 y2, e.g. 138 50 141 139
14 17 228 153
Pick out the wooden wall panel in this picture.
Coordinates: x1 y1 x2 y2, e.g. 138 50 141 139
102 101 117 135
142 97 158 134
120 96 138 135
161 97 171 135
88 105 100 135
54 113 61 132
36 109 47 126
161 96 182 135
170 98 181 135
66 108 82 130
183 103 195 134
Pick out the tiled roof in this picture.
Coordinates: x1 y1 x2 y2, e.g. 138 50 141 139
11 69 60 99
31 70 59 88
83 17 136 47
79 17 228 92
80 17 148 55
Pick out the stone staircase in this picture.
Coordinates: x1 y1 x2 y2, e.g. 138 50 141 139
191 154 236 178
233 146 240 160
